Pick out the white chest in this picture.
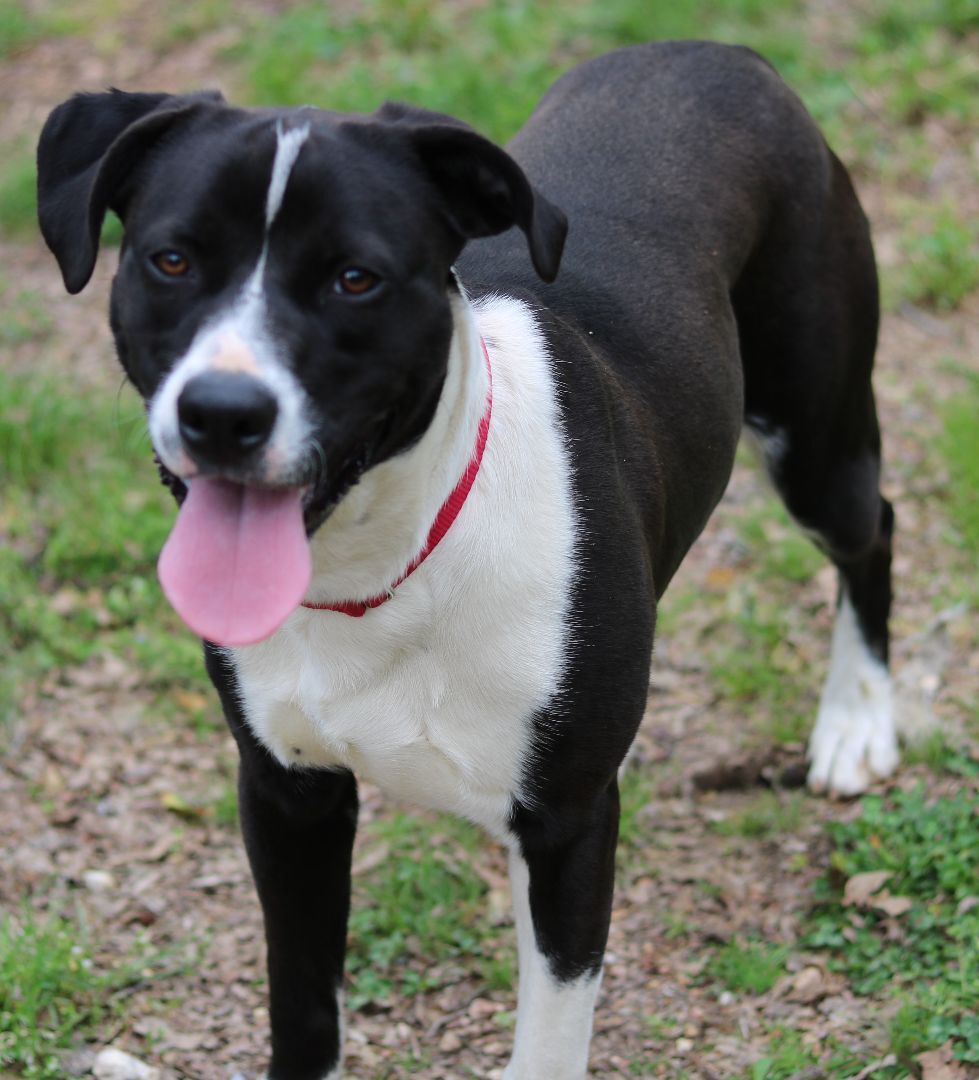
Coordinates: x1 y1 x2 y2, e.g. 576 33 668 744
227 296 577 838
227 581 557 835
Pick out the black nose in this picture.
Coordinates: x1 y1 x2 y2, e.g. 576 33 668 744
177 372 279 467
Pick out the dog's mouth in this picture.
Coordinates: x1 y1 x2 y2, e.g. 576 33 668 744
155 432 381 648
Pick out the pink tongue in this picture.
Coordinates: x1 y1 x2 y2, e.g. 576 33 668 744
158 478 311 646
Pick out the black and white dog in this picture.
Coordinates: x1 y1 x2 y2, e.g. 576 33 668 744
37 41 898 1079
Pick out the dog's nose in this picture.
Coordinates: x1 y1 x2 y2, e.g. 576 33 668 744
177 372 279 467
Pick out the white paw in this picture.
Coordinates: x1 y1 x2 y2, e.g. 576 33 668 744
807 594 899 797
808 652 898 797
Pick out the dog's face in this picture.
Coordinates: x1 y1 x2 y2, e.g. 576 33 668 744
37 90 565 644
110 107 482 534
38 91 567 532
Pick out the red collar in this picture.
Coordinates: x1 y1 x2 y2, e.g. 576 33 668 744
301 338 493 617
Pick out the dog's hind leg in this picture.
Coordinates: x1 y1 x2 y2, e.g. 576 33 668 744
790 461 897 797
504 785 619 1079
735 149 898 797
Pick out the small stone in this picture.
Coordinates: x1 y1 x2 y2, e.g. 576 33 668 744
675 1037 695 1054
61 1047 96 1076
92 1047 161 1080
439 1032 463 1053
469 997 504 1019
83 870 116 893
787 965 828 1004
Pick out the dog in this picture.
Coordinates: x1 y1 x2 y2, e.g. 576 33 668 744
37 40 899 1079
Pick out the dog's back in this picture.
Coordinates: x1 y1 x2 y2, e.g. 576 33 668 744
461 41 878 595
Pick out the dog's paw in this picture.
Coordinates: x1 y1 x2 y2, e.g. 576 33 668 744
807 657 899 797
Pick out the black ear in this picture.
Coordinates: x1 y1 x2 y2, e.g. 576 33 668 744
37 89 225 293
376 102 567 283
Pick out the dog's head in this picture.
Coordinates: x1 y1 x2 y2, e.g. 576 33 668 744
37 90 566 643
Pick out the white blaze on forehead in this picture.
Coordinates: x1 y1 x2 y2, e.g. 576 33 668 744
266 119 311 228
245 118 312 300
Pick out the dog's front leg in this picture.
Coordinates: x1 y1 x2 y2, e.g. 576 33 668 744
237 757 358 1080
504 784 619 1080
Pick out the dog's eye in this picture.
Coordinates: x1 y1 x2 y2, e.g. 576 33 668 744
152 250 191 278
334 267 379 296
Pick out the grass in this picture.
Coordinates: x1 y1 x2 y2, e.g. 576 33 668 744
0 370 206 727
704 938 788 996
229 0 807 141
0 150 38 239
942 373 979 561
711 791 806 840
748 1028 864 1080
704 590 815 740
618 766 655 851
0 0 42 57
346 811 502 1010
737 500 824 585
904 731 979 777
0 276 53 346
805 784 979 1067
888 203 979 312
694 492 831 746
0 908 158 1079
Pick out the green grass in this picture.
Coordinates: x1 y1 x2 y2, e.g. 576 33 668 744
737 500 824 585
887 203 979 312
229 0 806 141
904 731 979 777
0 276 53 346
863 0 979 42
0 0 42 56
0 151 38 239
748 1028 864 1080
346 812 500 1009
0 908 156 1079
157 0 235 47
618 766 655 851
942 373 979 559
704 590 814 742
0 371 206 727
704 937 788 995
805 785 979 1066
711 791 806 839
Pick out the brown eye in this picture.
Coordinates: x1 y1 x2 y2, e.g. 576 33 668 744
152 250 190 277
335 267 379 296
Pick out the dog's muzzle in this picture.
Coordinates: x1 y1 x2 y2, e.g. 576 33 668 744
177 371 278 471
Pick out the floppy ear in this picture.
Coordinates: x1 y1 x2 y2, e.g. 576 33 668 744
37 89 225 293
376 102 568 283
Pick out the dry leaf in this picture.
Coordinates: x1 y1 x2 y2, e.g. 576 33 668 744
843 870 892 906
161 791 206 820
706 566 738 590
871 893 913 917
786 965 828 1004
174 689 210 712
917 1043 970 1080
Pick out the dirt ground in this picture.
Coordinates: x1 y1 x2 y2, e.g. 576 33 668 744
1 8 977 1080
